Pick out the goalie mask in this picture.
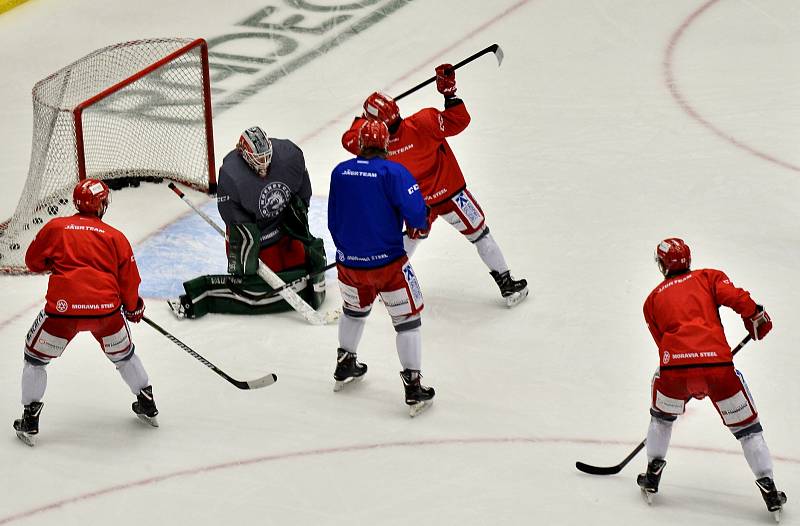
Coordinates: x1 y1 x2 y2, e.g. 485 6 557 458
363 91 400 126
358 120 390 154
237 126 273 177
73 178 111 218
655 238 691 277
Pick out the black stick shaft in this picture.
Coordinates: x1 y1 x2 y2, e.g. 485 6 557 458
142 315 276 390
394 44 502 101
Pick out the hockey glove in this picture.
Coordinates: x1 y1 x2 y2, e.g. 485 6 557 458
435 63 457 97
124 297 145 323
743 304 772 340
406 226 430 240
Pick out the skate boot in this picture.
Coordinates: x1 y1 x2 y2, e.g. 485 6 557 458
132 386 159 427
333 349 367 392
637 458 666 505
167 294 194 320
13 402 43 447
755 477 787 522
490 270 529 307
400 369 435 417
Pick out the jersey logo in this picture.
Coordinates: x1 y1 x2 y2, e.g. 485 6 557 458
258 182 291 219
662 351 670 365
56 299 68 313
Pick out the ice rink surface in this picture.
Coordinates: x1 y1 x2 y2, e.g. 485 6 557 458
0 0 798 524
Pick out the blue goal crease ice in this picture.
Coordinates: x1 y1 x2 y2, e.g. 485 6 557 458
136 196 335 299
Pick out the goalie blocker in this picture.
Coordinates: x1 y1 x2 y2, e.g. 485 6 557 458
171 205 327 319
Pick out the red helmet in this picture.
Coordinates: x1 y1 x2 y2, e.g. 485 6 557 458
73 179 111 217
363 91 400 126
237 126 272 177
358 120 389 154
655 238 691 277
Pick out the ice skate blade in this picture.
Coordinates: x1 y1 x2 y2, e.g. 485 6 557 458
772 509 782 523
136 414 159 428
408 400 433 417
640 489 654 506
15 430 36 447
333 375 364 392
505 287 529 308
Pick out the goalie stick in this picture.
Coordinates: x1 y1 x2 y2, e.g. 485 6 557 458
575 334 752 475
142 316 277 390
393 43 504 101
167 182 340 326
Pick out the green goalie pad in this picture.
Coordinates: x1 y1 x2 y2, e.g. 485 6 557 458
180 265 326 318
227 223 261 276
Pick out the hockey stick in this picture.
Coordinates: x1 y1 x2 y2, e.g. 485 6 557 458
167 183 339 326
142 316 277 390
261 261 336 299
393 43 504 101
575 334 753 475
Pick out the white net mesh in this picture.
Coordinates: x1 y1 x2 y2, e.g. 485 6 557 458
0 37 214 272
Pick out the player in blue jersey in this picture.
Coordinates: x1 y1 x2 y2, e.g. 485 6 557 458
328 120 434 416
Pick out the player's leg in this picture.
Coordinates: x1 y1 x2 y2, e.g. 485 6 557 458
15 311 77 445
638 370 687 500
438 189 528 305
91 313 158 426
709 368 786 515
377 258 434 414
332 266 375 391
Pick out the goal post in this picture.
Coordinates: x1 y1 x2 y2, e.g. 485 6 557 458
0 37 216 273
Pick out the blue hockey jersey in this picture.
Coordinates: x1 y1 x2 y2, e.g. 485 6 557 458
328 156 428 269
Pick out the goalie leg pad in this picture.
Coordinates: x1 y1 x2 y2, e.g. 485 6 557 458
227 223 261 276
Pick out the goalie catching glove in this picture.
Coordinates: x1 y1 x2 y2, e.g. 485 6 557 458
124 297 145 323
743 304 772 340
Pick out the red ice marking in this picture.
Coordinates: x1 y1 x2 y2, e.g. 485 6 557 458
300 0 535 145
0 435 796 524
664 0 800 173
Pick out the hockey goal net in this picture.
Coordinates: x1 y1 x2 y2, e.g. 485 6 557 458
0 37 215 273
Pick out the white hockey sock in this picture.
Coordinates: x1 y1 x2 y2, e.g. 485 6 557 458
396 327 422 370
116 353 150 395
338 314 367 354
646 416 674 461
403 234 422 258
740 432 774 479
475 233 509 274
21 361 47 405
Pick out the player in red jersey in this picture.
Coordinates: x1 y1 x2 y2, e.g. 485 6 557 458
13 179 158 446
638 238 786 519
342 65 527 307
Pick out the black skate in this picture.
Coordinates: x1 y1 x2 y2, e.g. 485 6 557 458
637 458 666 505
13 402 43 447
490 270 529 308
756 477 787 522
167 294 194 320
400 369 435 417
333 349 367 392
132 386 159 427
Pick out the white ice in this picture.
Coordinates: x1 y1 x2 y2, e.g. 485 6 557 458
0 0 798 524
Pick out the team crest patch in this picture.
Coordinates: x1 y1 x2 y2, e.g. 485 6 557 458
56 299 68 313
662 351 670 365
258 182 291 219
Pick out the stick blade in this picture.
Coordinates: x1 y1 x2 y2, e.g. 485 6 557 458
244 373 278 389
491 44 504 66
575 461 623 476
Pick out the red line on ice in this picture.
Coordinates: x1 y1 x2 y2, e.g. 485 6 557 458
0 436 796 524
664 0 800 172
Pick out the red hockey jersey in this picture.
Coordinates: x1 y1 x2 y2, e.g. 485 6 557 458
343 101 471 205
25 214 141 317
643 269 758 368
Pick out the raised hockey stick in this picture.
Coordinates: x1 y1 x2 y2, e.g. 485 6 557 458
575 334 753 475
167 182 339 326
393 43 504 101
142 316 277 390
